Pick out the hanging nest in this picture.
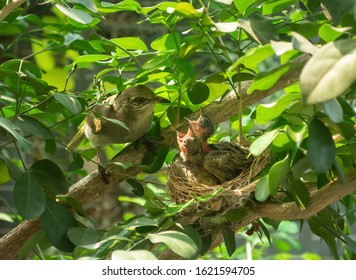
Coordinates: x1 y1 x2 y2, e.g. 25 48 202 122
167 140 270 218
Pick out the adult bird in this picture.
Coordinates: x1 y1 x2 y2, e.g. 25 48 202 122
68 85 168 183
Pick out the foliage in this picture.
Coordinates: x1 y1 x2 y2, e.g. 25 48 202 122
0 0 355 260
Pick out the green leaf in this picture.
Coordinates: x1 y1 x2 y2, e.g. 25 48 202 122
307 118 336 173
323 99 344 123
1 59 41 78
99 0 141 13
300 39 356 104
262 0 296 14
222 226 236 257
238 15 279 44
0 159 11 184
286 179 310 210
228 44 274 71
268 156 290 195
55 4 93 24
67 227 101 246
248 63 302 94
0 116 32 152
68 0 98 13
13 172 46 219
250 128 280 156
321 0 354 25
54 92 83 115
173 2 202 19
75 54 113 64
148 231 198 259
30 159 69 195
123 217 158 230
255 93 300 124
127 179 144 196
111 37 148 52
151 32 180 51
102 116 129 131
139 145 169 173
290 32 318 55
234 0 256 13
15 115 54 139
111 250 157 260
319 24 351 42
187 82 210 105
40 199 77 252
254 176 269 202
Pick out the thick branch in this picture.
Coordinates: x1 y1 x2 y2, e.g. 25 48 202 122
0 0 26 22
0 54 309 259
158 172 356 259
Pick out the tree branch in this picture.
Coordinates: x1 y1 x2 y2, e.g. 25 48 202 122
158 172 356 259
0 54 310 259
0 0 26 22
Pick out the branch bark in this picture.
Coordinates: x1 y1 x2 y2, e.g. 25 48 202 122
0 54 310 259
0 0 26 22
158 172 356 259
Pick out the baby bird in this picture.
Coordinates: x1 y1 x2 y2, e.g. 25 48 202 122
188 113 253 183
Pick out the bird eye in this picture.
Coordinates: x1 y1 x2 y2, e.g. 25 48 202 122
131 96 148 106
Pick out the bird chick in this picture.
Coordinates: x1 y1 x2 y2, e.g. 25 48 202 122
171 129 219 185
188 112 253 182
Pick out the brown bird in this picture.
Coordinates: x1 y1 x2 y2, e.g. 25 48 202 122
68 85 168 182
188 113 253 182
171 129 219 185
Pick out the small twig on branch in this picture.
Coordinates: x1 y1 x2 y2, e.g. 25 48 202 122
0 0 26 22
0 54 309 260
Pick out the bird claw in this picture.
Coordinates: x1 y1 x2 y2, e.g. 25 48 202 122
98 165 110 184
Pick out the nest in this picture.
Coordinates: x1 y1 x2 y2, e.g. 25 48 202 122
167 142 270 218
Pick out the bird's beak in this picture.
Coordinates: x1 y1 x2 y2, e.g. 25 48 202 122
153 96 170 104
185 118 201 136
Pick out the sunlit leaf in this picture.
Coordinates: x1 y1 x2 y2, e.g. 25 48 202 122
234 0 257 13
300 39 356 104
111 37 148 52
254 176 269 202
319 24 351 42
148 231 198 259
173 2 202 19
262 0 295 14
268 156 290 195
290 31 318 55
112 250 157 260
255 93 300 124
0 159 11 185
68 0 98 13
55 4 93 24
250 128 280 156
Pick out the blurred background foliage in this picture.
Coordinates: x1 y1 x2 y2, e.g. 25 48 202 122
0 0 355 260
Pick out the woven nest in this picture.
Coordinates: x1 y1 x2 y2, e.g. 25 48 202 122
167 142 270 216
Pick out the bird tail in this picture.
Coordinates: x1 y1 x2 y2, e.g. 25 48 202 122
67 125 86 150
